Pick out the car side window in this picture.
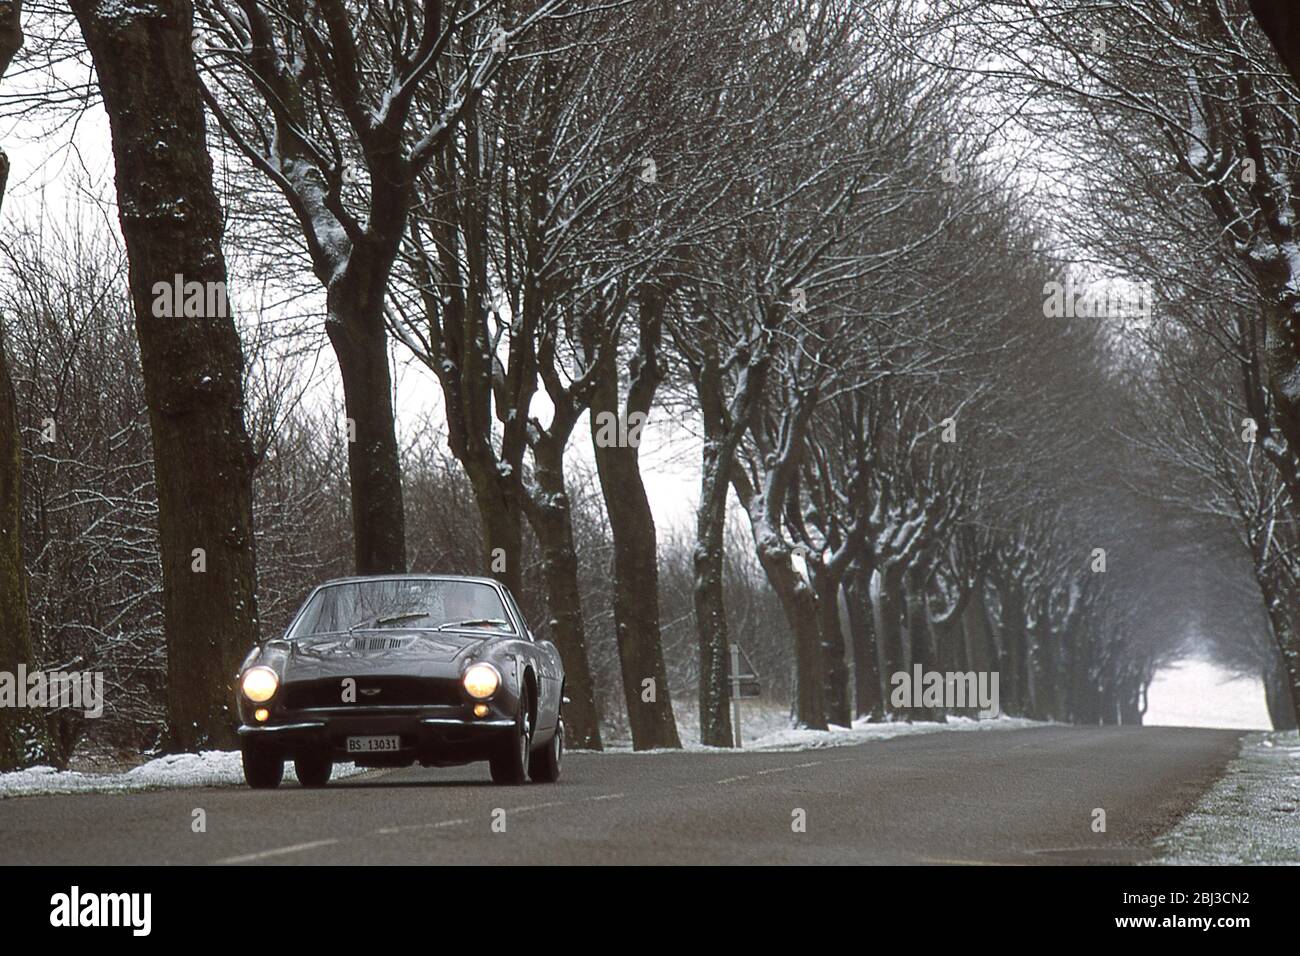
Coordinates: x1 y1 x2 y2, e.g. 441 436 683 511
504 591 532 641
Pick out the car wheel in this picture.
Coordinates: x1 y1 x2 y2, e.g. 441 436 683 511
529 716 562 783
242 742 284 790
489 688 531 785
294 752 332 788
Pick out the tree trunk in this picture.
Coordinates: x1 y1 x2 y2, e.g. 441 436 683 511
755 549 827 730
904 564 943 722
845 565 882 721
326 285 406 575
693 484 733 747
1031 620 1059 721
1231 3 1300 467
1060 629 1076 723
994 580 1028 717
1257 575 1300 735
688 344 760 748
963 578 996 671
0 323 38 769
1071 635 1100 725
813 567 851 727
455 459 523 597
590 437 680 750
70 0 259 750
1263 658 1298 731
930 611 957 674
950 616 982 719
929 603 973 717
964 581 999 719
1099 678 1119 725
426 115 529 598
0 0 38 771
528 439 602 750
1118 679 1143 725
872 565 906 719
589 296 680 750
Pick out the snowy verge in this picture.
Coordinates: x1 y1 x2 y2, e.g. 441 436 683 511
593 711 1048 754
743 714 1047 751
1153 732 1300 865
0 751 368 799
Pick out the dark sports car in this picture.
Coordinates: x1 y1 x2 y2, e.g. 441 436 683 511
234 575 564 788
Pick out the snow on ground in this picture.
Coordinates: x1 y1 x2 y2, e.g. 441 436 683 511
739 714 1045 751
0 752 367 799
1154 732 1300 865
597 698 1045 753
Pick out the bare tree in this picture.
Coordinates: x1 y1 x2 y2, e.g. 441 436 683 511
1120 316 1300 730
390 4 632 749
0 0 38 770
196 0 569 573
2 214 170 760
69 0 260 749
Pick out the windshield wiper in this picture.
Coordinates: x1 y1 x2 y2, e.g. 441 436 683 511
350 612 430 632
435 618 510 632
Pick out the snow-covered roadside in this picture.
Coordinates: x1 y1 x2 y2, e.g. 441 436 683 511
741 714 1046 751
0 752 368 799
1153 732 1300 865
598 698 1046 753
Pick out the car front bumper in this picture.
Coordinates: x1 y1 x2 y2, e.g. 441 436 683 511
237 707 516 764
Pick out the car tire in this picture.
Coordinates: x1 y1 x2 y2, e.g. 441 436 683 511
242 743 284 790
294 753 332 788
489 688 531 785
529 716 562 783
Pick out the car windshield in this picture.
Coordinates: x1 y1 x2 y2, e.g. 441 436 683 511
289 579 514 638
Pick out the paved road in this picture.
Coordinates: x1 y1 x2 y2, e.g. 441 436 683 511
0 726 1242 865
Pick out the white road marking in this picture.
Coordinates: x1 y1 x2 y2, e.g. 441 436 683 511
364 758 832 843
725 760 819 782
508 801 566 814
215 839 339 864
371 796 624 842
375 817 470 835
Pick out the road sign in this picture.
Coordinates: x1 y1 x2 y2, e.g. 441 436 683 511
726 643 762 700
727 643 761 749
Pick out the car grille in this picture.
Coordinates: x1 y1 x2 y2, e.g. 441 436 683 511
281 676 462 710
348 636 414 652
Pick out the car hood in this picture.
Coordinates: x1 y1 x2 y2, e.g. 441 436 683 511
267 630 492 682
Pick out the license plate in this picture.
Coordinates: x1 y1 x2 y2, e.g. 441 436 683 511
346 735 401 754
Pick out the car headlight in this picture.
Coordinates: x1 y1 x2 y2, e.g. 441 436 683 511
241 666 279 703
462 663 501 700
